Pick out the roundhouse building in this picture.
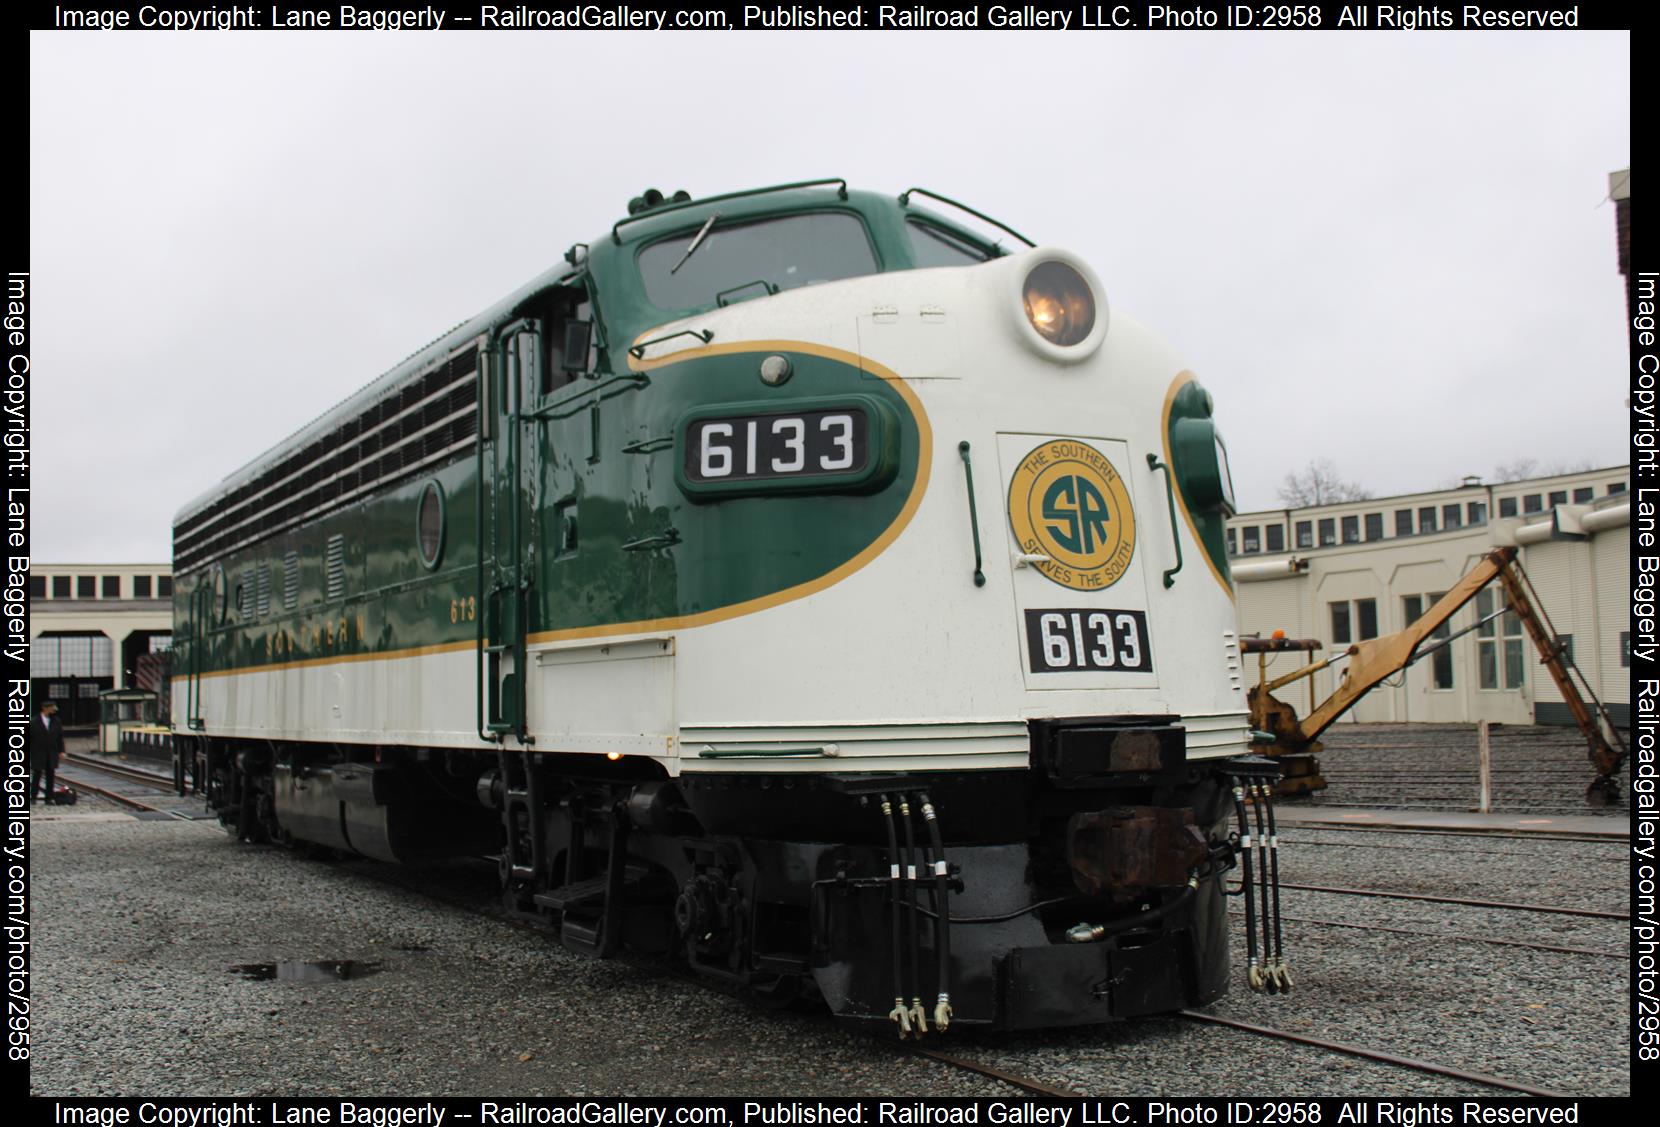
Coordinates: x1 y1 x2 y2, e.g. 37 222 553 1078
1225 466 1630 729
28 564 173 726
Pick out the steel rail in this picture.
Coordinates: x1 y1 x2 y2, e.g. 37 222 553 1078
1179 1011 1571 1098
51 769 193 821
1275 821 1624 844
911 1048 1082 1098
1279 881 1626 920
1229 910 1623 958
62 753 178 792
1274 836 1626 860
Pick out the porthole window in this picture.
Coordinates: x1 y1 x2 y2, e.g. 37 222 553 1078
417 481 445 569
210 563 228 624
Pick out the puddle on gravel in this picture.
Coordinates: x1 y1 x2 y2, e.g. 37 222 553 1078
229 959 384 982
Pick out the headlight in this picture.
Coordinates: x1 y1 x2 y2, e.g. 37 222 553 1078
1023 261 1095 346
1006 250 1108 361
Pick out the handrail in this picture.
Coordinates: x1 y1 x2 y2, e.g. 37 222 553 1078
898 188 1035 248
1145 454 1184 588
957 442 986 588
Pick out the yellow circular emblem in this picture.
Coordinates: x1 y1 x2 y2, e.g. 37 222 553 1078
1008 440 1136 591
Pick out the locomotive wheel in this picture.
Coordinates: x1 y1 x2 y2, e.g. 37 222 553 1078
1585 777 1622 806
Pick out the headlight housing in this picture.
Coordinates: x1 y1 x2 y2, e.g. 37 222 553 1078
1007 249 1109 361
1023 262 1095 346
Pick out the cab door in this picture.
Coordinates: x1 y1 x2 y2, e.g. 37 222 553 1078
477 320 541 741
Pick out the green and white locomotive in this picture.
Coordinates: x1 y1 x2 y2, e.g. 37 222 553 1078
172 180 1278 1032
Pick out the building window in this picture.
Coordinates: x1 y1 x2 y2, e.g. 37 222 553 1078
28 576 44 598
1610 482 1627 495
1556 634 1573 663
1356 598 1378 640
1266 525 1285 553
158 577 173 597
1341 515 1359 544
1523 494 1543 513
1318 518 1336 546
1403 594 1453 688
1241 526 1260 554
1548 490 1567 507
1442 504 1462 529
52 576 70 598
1625 632 1633 667
1226 527 1237 556
1418 507 1437 534
1468 502 1487 525
1498 497 1518 518
1395 510 1413 536
133 576 152 598
1364 513 1383 541
1572 487 1592 503
1295 521 1313 549
102 575 121 598
1330 602 1352 645
76 576 95 599
1476 588 1524 690
30 633 115 678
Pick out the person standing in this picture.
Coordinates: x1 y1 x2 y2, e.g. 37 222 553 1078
31 701 64 804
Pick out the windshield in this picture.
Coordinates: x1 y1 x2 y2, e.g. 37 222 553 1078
637 212 879 310
906 220 993 267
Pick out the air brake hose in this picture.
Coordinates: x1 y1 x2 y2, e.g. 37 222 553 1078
879 796 911 1037
1249 783 1275 992
898 796 928 1034
1229 779 1262 990
1262 784 1290 990
919 792 952 1031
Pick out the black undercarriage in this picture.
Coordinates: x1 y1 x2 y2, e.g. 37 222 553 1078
176 718 1283 1032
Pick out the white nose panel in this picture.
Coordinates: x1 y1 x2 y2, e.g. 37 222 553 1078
997 433 1160 691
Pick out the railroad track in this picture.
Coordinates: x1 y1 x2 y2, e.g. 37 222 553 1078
1278 881 1626 920
62 752 178 792
53 753 207 823
1275 835 1625 859
1178 1011 1570 1097
1229 910 1623 959
1275 821 1622 844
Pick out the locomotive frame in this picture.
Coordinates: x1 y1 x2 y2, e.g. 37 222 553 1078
171 179 1277 1032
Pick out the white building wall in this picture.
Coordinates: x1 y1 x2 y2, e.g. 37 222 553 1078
1228 467 1629 729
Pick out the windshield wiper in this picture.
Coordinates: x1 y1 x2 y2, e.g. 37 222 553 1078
670 213 720 275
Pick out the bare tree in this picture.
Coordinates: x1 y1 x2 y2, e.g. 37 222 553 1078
1276 459 1373 507
1491 458 1538 483
1492 457 1594 483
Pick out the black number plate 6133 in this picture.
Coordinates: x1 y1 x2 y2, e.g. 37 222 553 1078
1025 608 1153 673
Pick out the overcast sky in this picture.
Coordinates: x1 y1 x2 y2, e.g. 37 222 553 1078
29 28 1630 563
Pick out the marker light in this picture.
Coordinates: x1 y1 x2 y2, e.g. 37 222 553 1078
1022 261 1095 347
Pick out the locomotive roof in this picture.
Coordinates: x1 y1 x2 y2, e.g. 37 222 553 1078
174 182 1005 529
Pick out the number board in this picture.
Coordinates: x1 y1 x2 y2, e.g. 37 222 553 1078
675 395 897 500
1025 608 1152 674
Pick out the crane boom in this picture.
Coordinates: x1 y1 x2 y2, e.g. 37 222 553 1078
1244 546 1626 805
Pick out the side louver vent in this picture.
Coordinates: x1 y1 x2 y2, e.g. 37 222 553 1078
325 535 346 601
172 344 479 574
282 552 300 610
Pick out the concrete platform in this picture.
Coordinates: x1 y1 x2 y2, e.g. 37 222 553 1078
1273 804 1629 839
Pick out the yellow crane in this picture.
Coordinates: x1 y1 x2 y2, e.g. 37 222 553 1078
1242 546 1627 805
